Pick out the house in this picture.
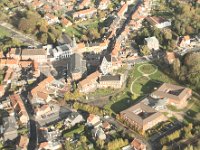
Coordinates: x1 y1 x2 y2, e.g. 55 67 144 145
92 127 106 140
44 13 60 25
0 58 18 69
9 94 29 125
0 85 5 97
146 16 171 29
70 53 87 81
78 71 101 93
100 55 112 75
98 0 110 10
131 139 146 150
98 74 125 89
51 44 74 61
145 36 159 50
151 83 192 108
117 3 128 18
18 48 47 63
38 127 62 150
64 111 84 127
2 116 18 141
102 121 111 130
120 102 166 131
164 52 176 64
87 114 101 126
17 135 29 150
179 35 191 48
73 8 97 20
30 76 55 104
61 17 72 27
79 0 92 9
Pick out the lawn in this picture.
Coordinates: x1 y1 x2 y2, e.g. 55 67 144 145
0 26 10 39
138 64 157 75
63 125 84 138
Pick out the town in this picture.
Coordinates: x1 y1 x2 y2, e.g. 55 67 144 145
0 0 200 150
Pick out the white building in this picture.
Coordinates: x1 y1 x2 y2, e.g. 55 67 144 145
145 36 159 50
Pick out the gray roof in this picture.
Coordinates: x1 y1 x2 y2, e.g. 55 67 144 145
120 102 163 127
152 83 191 101
71 53 86 73
22 49 47 55
100 75 121 81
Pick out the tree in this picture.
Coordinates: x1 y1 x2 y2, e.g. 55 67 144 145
96 139 105 149
140 45 151 56
172 58 181 77
163 29 172 40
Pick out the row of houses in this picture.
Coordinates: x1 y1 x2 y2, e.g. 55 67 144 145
0 94 29 141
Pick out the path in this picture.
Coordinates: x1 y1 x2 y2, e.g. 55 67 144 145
0 21 41 46
130 63 158 94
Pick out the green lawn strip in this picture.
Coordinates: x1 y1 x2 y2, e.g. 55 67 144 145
63 125 84 138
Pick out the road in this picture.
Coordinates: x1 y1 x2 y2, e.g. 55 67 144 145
28 119 38 150
0 21 41 47
104 116 152 150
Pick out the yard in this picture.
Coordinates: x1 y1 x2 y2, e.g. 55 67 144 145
105 62 179 114
63 124 85 138
0 26 10 39
64 18 101 39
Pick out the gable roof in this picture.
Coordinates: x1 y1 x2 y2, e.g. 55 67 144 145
152 83 192 101
120 102 163 127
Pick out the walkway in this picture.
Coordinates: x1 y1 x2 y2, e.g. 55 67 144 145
130 63 158 94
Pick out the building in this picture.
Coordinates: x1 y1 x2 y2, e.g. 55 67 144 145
131 139 146 150
145 36 159 50
79 0 92 9
120 102 166 131
44 13 60 25
87 114 101 126
70 53 87 80
9 94 29 125
61 17 73 27
98 74 124 89
164 52 176 65
100 55 112 75
98 0 110 10
1 116 18 141
51 44 74 61
17 135 29 150
146 16 171 29
179 35 191 48
92 127 106 140
30 76 67 104
151 83 192 108
78 71 101 93
18 48 48 63
117 3 129 18
73 8 97 20
64 111 84 127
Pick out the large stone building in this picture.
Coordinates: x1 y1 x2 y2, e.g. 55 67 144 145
120 102 166 131
151 83 192 108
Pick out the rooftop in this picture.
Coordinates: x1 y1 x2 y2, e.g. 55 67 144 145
120 102 163 127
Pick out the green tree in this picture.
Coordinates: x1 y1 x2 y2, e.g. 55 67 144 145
140 45 151 56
